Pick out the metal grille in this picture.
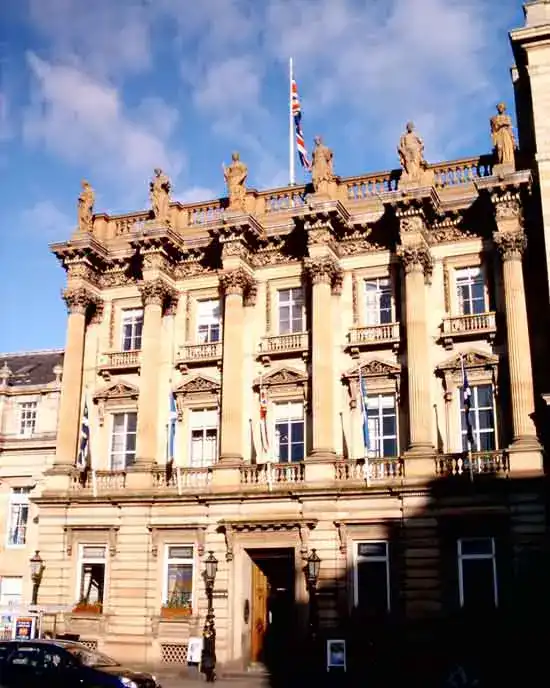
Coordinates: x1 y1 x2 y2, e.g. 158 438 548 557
161 643 188 664
80 639 98 651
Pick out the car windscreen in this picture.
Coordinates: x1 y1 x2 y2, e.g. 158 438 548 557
64 646 119 667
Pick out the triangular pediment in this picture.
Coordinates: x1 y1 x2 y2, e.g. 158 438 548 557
254 365 308 388
175 374 220 395
345 358 401 380
437 349 499 373
94 380 139 401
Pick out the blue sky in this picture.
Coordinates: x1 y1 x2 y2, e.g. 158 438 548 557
0 0 524 353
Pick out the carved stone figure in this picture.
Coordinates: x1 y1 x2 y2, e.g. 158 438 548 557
223 152 248 212
77 180 95 232
490 103 516 171
398 122 433 189
150 169 171 225
311 136 334 196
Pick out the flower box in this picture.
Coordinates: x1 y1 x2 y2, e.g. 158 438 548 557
72 602 103 615
160 605 192 619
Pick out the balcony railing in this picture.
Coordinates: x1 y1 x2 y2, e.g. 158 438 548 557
152 466 213 490
441 312 496 349
175 342 222 370
98 350 141 377
259 332 309 362
334 457 404 482
240 462 305 487
72 470 127 491
347 323 400 352
436 450 509 477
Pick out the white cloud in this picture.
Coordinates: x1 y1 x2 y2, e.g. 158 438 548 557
21 200 73 240
176 186 218 204
23 53 183 189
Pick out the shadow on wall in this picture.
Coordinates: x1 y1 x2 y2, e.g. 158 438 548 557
260 472 549 688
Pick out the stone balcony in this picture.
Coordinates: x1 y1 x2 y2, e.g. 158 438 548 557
346 323 400 356
98 350 141 379
258 332 309 364
441 312 496 349
175 342 223 371
435 450 509 477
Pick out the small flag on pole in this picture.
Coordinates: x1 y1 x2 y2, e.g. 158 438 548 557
77 395 90 474
290 63 311 178
259 385 269 456
166 391 177 483
358 367 371 485
461 355 474 450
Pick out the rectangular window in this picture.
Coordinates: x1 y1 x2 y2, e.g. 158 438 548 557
457 537 497 610
163 545 194 611
197 300 221 344
274 401 305 463
6 488 30 547
455 267 486 316
77 545 106 608
121 309 143 351
366 394 398 458
278 288 305 334
189 409 218 467
0 577 22 608
354 541 390 615
364 278 392 326
18 402 37 437
109 412 137 470
460 384 496 452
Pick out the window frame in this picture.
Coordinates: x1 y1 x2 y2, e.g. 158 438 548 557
454 266 487 316
196 299 222 344
120 308 144 352
18 402 37 437
6 488 31 548
363 277 393 326
76 544 108 608
188 408 219 468
273 400 305 463
277 287 306 335
457 537 498 609
162 544 195 611
353 540 391 613
458 383 497 452
365 393 399 458
109 411 137 470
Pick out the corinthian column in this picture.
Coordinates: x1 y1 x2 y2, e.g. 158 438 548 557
55 287 99 466
219 268 254 463
493 229 539 448
135 279 176 465
304 256 342 459
397 245 434 454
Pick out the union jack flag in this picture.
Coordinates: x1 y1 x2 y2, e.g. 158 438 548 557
291 78 310 171
259 386 269 454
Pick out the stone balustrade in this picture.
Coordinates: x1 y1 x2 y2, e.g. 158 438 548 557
98 350 141 373
175 342 223 369
347 323 400 349
441 312 496 348
435 450 509 477
258 332 309 361
240 462 305 487
334 457 404 482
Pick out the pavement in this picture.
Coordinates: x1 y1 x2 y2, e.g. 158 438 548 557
140 666 270 688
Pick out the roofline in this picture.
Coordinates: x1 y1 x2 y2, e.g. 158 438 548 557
0 348 64 358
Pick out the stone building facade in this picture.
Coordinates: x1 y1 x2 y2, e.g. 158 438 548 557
0 350 63 630
31 128 547 671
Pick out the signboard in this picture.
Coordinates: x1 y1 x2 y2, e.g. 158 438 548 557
326 639 346 672
187 636 203 665
14 617 35 641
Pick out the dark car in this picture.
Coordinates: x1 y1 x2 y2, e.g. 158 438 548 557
0 639 161 688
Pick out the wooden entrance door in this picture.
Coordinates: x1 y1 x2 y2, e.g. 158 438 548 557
250 561 268 662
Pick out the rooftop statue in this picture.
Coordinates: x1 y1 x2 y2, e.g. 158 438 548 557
491 102 516 172
77 180 95 233
150 168 172 225
311 136 334 196
398 122 433 190
223 152 248 213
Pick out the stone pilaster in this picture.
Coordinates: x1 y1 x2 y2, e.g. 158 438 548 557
396 217 435 460
304 256 342 461
135 279 177 467
492 193 540 455
54 287 100 466
218 268 255 464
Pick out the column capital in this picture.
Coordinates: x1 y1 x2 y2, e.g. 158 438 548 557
493 230 527 261
490 188 524 226
303 256 343 294
62 286 101 316
396 244 433 280
139 278 177 309
219 267 256 300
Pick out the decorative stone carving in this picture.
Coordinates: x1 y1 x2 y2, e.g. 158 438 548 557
94 381 139 426
360 359 401 378
254 366 308 406
219 268 255 298
64 526 119 558
62 287 99 316
90 300 104 325
396 245 433 281
400 216 424 234
397 122 434 189
428 217 474 245
77 180 95 233
142 249 169 273
221 241 249 262
311 136 335 196
222 524 234 562
343 359 401 409
490 102 516 170
150 169 171 226
443 261 450 313
139 279 175 308
298 524 311 559
174 375 221 419
148 525 207 558
265 283 272 334
0 362 11 387
338 237 382 255
67 261 97 283
304 256 342 294
261 367 308 386
491 193 522 224
223 152 248 213
352 274 359 325
493 230 527 261
243 280 258 307
436 349 499 384
334 521 348 556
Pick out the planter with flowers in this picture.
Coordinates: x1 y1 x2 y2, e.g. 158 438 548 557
72 601 103 615
160 601 192 619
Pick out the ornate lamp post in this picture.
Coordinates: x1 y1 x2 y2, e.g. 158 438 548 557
306 549 321 638
202 552 218 683
29 551 44 606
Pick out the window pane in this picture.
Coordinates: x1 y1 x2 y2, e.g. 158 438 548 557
478 432 496 451
126 412 137 432
290 443 304 462
357 561 388 615
460 538 493 556
168 546 193 559
476 385 492 408
79 563 105 605
382 438 398 457
358 542 387 558
290 422 304 443
461 559 496 610
166 564 193 608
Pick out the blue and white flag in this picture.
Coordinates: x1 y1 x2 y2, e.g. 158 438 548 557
461 355 475 450
358 366 370 453
77 395 90 472
167 391 177 463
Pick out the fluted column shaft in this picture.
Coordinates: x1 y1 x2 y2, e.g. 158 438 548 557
136 280 171 465
495 231 538 446
400 248 434 453
55 288 93 465
219 269 251 463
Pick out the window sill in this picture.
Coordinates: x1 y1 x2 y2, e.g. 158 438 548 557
160 607 193 620
5 544 26 549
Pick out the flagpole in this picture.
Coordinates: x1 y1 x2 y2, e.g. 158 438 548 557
289 57 295 186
